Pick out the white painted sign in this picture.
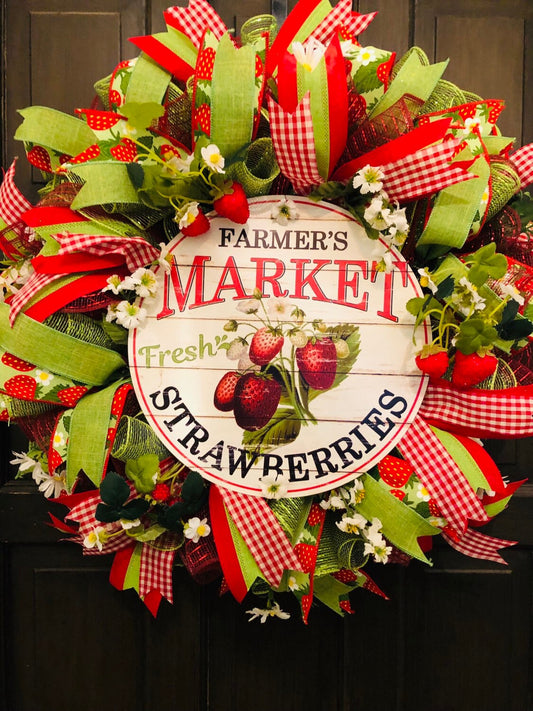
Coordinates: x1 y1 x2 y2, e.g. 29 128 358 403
129 197 429 496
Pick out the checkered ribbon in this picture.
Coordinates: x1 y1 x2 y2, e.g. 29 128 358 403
165 0 227 48
343 11 377 39
509 143 533 189
67 492 132 556
310 0 377 44
268 93 323 193
138 534 176 603
8 232 160 324
218 487 303 587
443 528 516 565
397 416 489 534
0 160 32 226
382 138 473 203
419 380 533 439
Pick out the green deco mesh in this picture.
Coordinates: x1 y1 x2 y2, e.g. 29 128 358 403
315 518 366 576
112 415 171 461
487 158 521 220
44 312 116 349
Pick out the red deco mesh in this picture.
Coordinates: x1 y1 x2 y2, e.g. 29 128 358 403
178 506 222 584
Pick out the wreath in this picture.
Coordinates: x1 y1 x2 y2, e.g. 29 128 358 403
2 0 533 622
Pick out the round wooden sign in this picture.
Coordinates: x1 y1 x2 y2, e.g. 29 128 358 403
129 197 430 496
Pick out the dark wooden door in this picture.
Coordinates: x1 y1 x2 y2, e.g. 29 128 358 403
1 1 532 710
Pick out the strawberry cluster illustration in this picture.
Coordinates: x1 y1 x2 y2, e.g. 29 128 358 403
213 291 360 449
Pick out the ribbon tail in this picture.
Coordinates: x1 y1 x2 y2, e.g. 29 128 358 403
443 528 517 565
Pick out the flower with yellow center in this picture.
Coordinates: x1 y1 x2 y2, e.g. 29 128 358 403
292 38 326 72
35 369 53 386
184 516 211 544
201 144 225 173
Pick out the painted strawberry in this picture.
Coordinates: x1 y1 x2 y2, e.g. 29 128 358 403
196 46 216 80
111 384 129 415
249 327 284 366
76 109 123 131
59 154 72 165
233 372 281 431
1 353 35 372
451 350 498 388
194 104 211 134
300 594 312 622
295 337 337 390
307 503 325 527
181 209 210 237
362 572 388 598
415 347 449 378
294 542 316 573
255 54 264 79
377 455 413 487
27 146 52 172
70 144 101 164
110 137 137 162
333 568 358 584
213 182 249 224
486 99 503 124
57 385 89 408
109 89 123 108
0 408 9 421
4 374 37 400
389 488 406 501
213 371 240 411
48 449 63 474
428 499 443 518
339 599 354 614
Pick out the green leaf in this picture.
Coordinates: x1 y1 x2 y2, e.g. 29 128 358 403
308 181 346 202
406 296 425 316
455 318 498 354
95 502 122 523
158 501 187 531
242 407 302 456
434 274 454 299
99 470 130 508
353 62 383 93
500 298 519 325
120 101 165 130
120 498 150 519
127 162 144 190
125 454 159 494
132 523 168 543
309 328 361 400
465 243 507 286
181 470 207 504
496 318 533 341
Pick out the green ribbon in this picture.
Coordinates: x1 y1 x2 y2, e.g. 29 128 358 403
155 25 198 70
269 496 311 544
125 54 171 105
313 574 353 615
210 34 257 159
226 506 264 589
225 138 280 197
66 379 128 490
0 303 125 385
123 543 143 590
297 54 330 180
70 162 141 210
14 106 96 156
290 0 332 46
356 473 438 563
430 426 490 494
417 149 490 251
370 51 448 119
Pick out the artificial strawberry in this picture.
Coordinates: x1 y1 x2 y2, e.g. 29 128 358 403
110 137 137 162
415 346 449 379
70 144 101 164
451 350 498 388
4 374 37 400
76 109 123 131
295 337 337 390
377 455 413 487
213 182 249 224
196 46 216 80
213 371 240 411
249 327 284 365
27 146 52 172
1 353 35 371
57 385 89 408
181 209 210 237
233 372 281 431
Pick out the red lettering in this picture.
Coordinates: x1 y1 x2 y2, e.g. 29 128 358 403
335 260 369 311
289 259 330 301
157 256 211 317
251 257 289 297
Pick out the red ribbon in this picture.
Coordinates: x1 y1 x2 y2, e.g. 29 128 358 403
129 34 196 82
209 485 248 602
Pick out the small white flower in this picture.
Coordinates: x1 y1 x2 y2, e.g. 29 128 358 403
157 242 173 273
416 483 431 502
500 282 525 305
352 165 384 194
177 202 201 229
287 575 300 591
357 46 376 66
292 37 326 71
36 471 67 499
161 152 194 175
120 518 141 530
10 451 39 473
270 197 300 225
114 300 147 329
246 602 290 623
347 477 365 505
261 475 288 500
364 539 392 563
127 267 158 298
364 196 392 231
236 298 260 314
417 267 438 294
336 513 367 535
52 431 65 448
105 303 119 322
268 297 291 319
83 526 107 552
340 39 358 60
201 144 225 173
184 516 211 543
103 274 124 295
35 369 53 386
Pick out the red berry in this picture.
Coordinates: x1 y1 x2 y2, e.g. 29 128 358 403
152 482 171 502
389 488 406 500
294 542 316 573
181 210 210 237
213 371 240 411
233 372 281 431
451 351 498 388
1 353 35 371
415 350 449 378
249 327 284 366
213 182 249 224
377 455 413 487
295 337 337 390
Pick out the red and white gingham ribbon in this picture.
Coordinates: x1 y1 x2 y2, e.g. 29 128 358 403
443 528 516 565
397 416 489 534
311 0 376 44
419 380 533 439
8 232 160 324
268 93 323 193
67 492 133 556
509 143 533 189
218 486 303 587
138 535 176 603
343 11 377 38
382 138 473 203
165 0 227 48
0 160 32 226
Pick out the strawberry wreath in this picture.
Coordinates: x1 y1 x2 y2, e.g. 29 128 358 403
2 0 533 622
